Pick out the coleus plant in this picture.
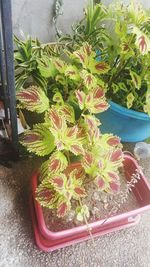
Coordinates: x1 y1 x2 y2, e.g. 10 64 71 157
104 0 150 114
17 42 124 219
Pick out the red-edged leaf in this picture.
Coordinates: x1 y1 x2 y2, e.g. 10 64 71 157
57 201 69 217
109 181 120 192
74 187 86 197
108 172 120 181
75 168 85 180
95 176 105 190
52 176 64 188
36 186 56 207
110 149 123 162
61 104 75 123
75 90 85 110
107 136 120 146
94 87 105 98
49 159 60 172
85 152 93 165
70 144 84 155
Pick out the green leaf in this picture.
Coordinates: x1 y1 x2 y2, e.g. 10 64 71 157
130 70 141 90
32 72 47 89
15 75 28 91
127 93 135 109
21 123 55 156
76 205 90 221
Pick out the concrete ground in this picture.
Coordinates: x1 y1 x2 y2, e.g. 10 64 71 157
0 144 150 267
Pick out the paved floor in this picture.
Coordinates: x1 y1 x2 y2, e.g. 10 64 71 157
0 144 150 267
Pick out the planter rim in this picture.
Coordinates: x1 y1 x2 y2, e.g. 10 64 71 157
31 154 150 240
109 100 150 121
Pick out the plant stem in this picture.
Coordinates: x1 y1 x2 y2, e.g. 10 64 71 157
79 198 95 244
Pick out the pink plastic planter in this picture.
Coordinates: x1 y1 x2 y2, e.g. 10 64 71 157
30 197 140 252
30 154 150 251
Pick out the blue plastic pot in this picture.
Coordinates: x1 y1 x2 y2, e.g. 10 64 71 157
98 101 150 142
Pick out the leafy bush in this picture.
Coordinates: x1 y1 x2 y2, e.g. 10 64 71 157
104 1 150 114
17 43 123 219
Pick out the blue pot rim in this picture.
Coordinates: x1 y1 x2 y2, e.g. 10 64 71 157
109 101 150 121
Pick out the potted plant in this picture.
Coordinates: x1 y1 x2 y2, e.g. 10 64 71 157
97 1 150 142
17 43 150 251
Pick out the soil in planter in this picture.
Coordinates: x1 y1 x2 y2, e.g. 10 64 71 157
43 168 140 232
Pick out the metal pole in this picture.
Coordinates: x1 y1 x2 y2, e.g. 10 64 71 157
0 28 9 121
0 0 18 148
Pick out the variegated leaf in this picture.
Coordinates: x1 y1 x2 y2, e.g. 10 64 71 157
99 134 121 149
21 123 55 156
89 61 110 74
40 151 68 181
85 86 109 114
109 181 120 192
81 70 97 90
108 172 120 181
49 107 67 131
110 149 123 163
106 136 121 146
81 151 97 176
53 92 64 104
73 49 87 66
17 86 49 113
60 104 75 123
52 173 67 191
69 143 85 156
37 55 57 78
132 26 150 55
94 175 105 190
57 200 70 217
75 90 86 110
65 65 80 81
53 58 67 73
36 184 57 208
73 186 86 198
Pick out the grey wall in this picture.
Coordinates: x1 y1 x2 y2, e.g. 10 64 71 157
12 0 150 43
12 0 87 43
